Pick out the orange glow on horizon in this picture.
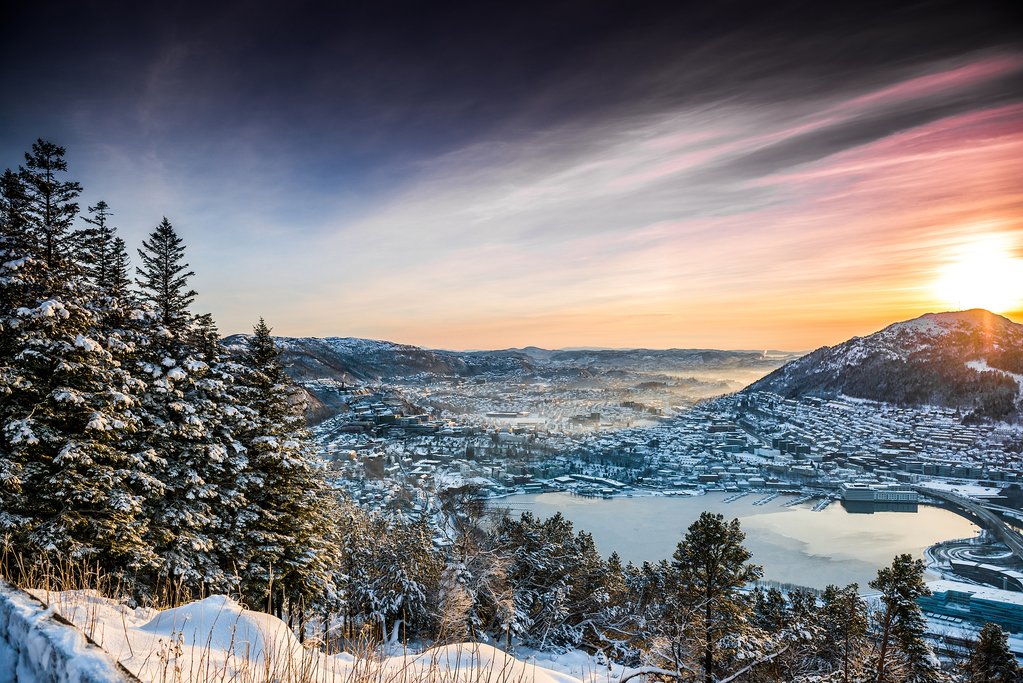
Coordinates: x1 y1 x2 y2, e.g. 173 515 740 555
932 233 1023 314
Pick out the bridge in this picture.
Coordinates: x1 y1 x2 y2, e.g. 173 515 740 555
914 486 1023 561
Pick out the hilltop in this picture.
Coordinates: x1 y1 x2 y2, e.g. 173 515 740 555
746 309 1023 419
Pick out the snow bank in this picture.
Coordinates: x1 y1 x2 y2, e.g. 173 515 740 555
0 579 133 683
34 591 608 683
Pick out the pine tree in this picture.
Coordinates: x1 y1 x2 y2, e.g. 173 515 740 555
751 587 788 632
136 217 196 338
671 512 762 683
0 169 32 259
966 623 1019 683
108 237 131 300
870 554 937 683
820 583 869 683
233 318 338 618
130 222 243 600
18 140 82 273
0 145 153 578
79 201 119 294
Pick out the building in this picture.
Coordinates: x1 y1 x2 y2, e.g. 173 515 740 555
841 482 918 503
919 581 1023 633
950 561 1023 593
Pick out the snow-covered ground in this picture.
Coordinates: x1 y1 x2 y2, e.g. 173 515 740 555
966 359 1023 400
0 580 129 683
30 590 622 683
916 480 1003 499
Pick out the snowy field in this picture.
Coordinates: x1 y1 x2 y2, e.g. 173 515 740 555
26 590 624 683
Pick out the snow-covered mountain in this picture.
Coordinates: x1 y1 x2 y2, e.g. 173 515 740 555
746 309 1023 419
222 335 789 383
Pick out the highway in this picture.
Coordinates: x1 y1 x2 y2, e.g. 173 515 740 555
914 486 1023 561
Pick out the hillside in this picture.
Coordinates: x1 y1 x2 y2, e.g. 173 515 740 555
746 309 1023 419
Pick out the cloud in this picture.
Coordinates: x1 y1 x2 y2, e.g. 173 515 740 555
3 1 1021 348
271 54 1023 349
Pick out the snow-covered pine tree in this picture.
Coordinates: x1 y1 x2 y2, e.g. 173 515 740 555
966 622 1020 683
0 169 32 260
0 150 153 578
108 237 131 301
497 511 580 648
366 515 441 642
870 554 939 683
819 583 869 683
670 512 763 683
133 218 242 601
232 318 338 619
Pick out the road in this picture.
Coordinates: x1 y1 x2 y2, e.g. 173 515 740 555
914 486 1023 561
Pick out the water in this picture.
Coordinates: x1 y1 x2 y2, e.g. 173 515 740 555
498 492 979 590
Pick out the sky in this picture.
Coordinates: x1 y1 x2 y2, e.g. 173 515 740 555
2 0 1022 351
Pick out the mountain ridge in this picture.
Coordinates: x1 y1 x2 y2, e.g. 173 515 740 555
745 309 1023 420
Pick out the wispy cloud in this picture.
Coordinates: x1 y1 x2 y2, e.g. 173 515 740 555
252 54 1022 349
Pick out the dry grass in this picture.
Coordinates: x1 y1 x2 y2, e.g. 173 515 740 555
0 550 582 683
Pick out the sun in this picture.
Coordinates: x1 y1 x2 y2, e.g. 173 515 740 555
933 235 1023 313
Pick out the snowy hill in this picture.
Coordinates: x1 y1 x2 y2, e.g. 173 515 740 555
746 309 1023 419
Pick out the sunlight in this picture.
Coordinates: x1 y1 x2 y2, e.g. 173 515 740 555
932 234 1023 313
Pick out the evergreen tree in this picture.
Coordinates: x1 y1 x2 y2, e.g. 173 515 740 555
233 318 338 618
131 222 243 600
108 237 131 300
751 586 787 632
0 169 32 259
671 512 762 683
820 583 869 683
870 554 937 683
18 140 82 272
966 623 1020 683
0 144 153 578
136 217 196 338
497 511 582 648
79 201 119 294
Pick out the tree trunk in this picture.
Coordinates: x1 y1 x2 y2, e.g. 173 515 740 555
843 629 850 683
876 606 894 683
704 600 714 683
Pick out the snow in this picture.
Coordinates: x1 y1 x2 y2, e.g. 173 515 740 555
916 481 1002 499
86 413 124 432
5 419 39 446
967 359 1023 400
165 367 187 381
0 580 129 683
51 389 84 405
17 300 70 320
30 591 620 683
74 334 102 353
182 359 208 373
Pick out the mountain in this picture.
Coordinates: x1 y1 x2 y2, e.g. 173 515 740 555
222 335 791 383
745 309 1023 419
222 336 537 383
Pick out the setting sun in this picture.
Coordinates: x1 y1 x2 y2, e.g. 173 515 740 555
933 234 1023 313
